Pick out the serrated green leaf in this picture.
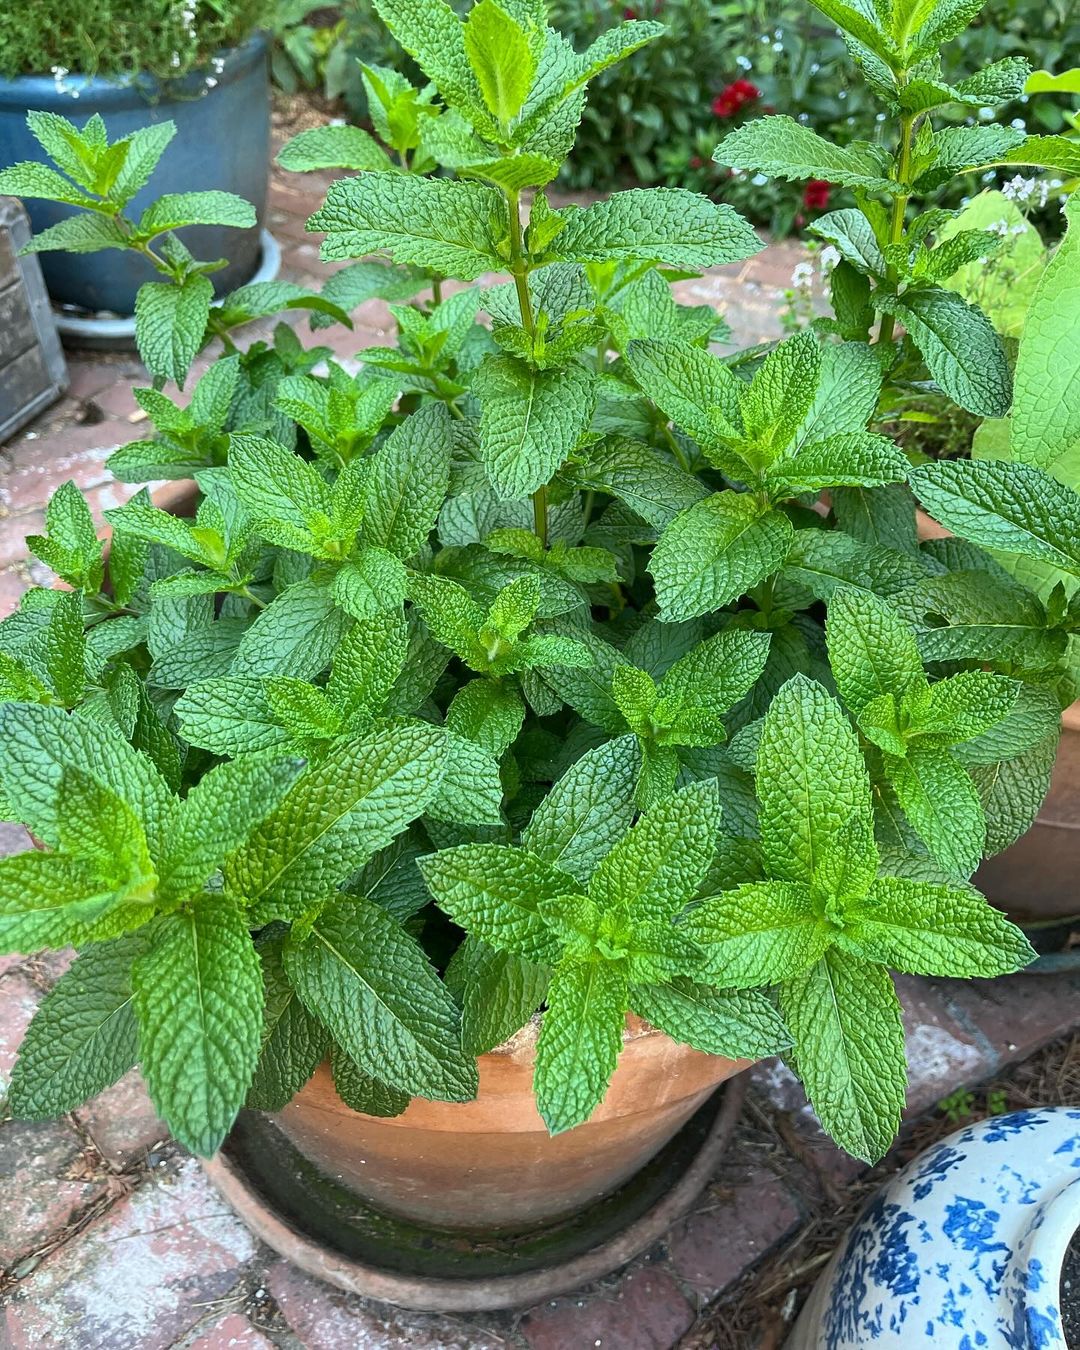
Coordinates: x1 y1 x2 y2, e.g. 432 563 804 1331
650 493 794 622
780 948 906 1163
285 893 477 1101
715 117 899 193
446 935 549 1056
684 881 827 987
246 940 330 1112
134 274 213 387
886 745 985 878
464 0 536 124
826 587 926 716
330 1046 411 1117
534 956 627 1134
132 898 263 1156
630 979 790 1059
361 404 452 558
277 124 393 173
231 579 349 680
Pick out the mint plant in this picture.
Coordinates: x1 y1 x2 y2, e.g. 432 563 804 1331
0 0 1070 1169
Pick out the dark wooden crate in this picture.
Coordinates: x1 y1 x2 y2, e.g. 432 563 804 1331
0 197 68 442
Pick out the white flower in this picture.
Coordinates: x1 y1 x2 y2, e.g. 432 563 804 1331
819 245 842 275
1009 222 1029 235
978 106 995 121
736 55 752 71
1010 117 1026 130
751 173 768 186
1001 174 1035 203
987 219 1012 237
791 261 815 291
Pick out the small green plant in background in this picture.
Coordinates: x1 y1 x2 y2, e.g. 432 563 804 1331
0 0 1078 1170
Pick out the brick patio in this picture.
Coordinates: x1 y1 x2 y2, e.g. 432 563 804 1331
2 163 1079 1349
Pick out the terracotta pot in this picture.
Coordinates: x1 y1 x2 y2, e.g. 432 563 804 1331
975 702 1080 928
272 1016 750 1232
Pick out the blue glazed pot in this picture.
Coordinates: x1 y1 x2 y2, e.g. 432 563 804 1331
0 34 270 316
788 1108 1080 1349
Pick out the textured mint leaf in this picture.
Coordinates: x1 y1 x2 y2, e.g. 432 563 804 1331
826 587 926 716
26 479 104 592
911 460 1080 578
630 980 790 1059
228 434 333 548
246 940 329 1112
757 675 873 885
783 527 927 601
971 731 1058 856
781 948 906 1163
446 679 525 757
908 570 1066 667
624 339 744 452
769 433 909 495
0 160 97 206
809 208 887 276
534 956 627 1134
521 736 639 882
134 274 213 387
0 702 172 860
534 621 628 732
327 609 409 731
373 0 491 130
1011 193 1080 472
463 0 536 123
445 935 549 1056
419 843 572 962
160 756 306 904
333 549 408 622
311 174 505 280
683 881 828 987
277 124 392 172
876 287 1011 418
427 730 504 826
715 116 899 193
19 213 129 254
473 355 597 499
330 1047 410 1117
573 436 709 530
919 671 1018 745
588 780 722 923
886 745 985 878
39 589 87 707
226 722 447 919
843 876 1034 976
361 404 452 559
175 678 291 757
550 189 761 269
285 893 477 1101
7 932 148 1117
0 853 127 953
650 493 794 622
231 579 349 680
738 330 822 464
347 833 431 922
132 898 263 1156
564 18 664 92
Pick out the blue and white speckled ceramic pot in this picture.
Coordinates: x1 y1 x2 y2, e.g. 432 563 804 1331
788 1108 1080 1349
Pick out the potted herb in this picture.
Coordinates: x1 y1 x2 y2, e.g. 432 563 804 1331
0 0 275 318
1 0 1078 1300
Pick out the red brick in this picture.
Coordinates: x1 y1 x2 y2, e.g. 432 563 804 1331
519 1263 694 1350
264 1259 505 1349
665 1166 801 1299
0 510 45 569
91 382 143 420
76 1070 165 1167
185 1311 275 1349
0 954 25 979
896 976 991 1114
0 564 31 617
0 973 42 1088
3 1159 258 1350
939 970 1080 1077
0 1118 104 1266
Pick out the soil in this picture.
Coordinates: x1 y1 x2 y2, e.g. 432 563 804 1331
1062 1230 1080 1348
680 1032 1080 1350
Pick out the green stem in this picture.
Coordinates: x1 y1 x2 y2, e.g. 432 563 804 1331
505 186 546 546
432 276 443 307
877 102 915 348
238 585 267 611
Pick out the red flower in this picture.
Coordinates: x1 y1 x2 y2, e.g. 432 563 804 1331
802 179 832 210
711 78 760 118
624 6 638 16
690 155 703 168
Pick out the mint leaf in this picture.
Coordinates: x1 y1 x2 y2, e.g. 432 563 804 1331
474 355 597 499
134 274 213 387
887 745 986 878
756 675 872 886
551 189 761 269
247 940 329 1112
420 843 572 962
876 286 1011 418
826 587 926 716
285 894 477 1101
277 124 393 173
311 174 505 280
132 898 263 1156
842 876 1034 976
588 780 722 923
446 935 549 1056
361 404 452 559
534 956 627 1134
7 932 148 1117
231 579 349 680
463 0 537 124
330 1047 411 1117
630 980 791 1059
684 881 828 987
780 948 906 1163
911 460 1080 579
715 116 899 193
521 736 640 882
650 493 794 622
